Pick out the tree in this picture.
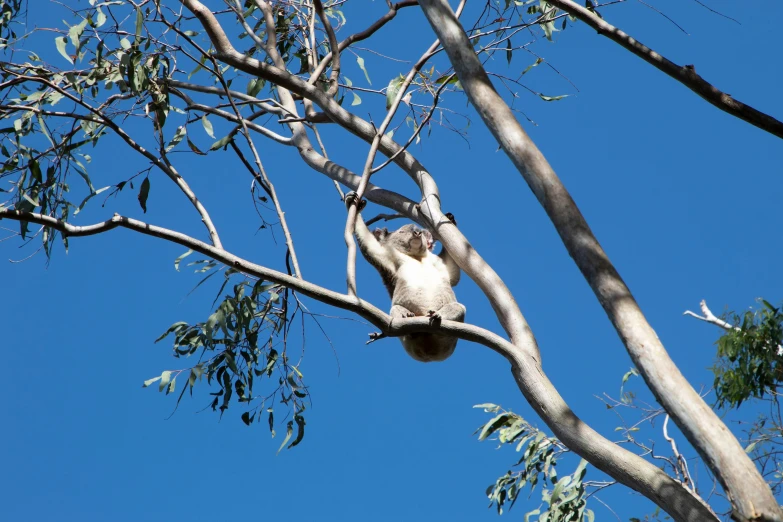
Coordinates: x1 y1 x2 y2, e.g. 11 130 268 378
1 0 781 520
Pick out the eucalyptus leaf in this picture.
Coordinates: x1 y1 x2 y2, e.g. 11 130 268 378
158 370 172 392
201 114 215 138
137 177 150 213
55 37 73 64
356 55 371 85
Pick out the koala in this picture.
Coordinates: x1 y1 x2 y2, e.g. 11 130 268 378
345 192 465 362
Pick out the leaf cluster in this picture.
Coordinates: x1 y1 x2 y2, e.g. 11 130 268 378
474 404 593 520
713 300 783 408
149 268 308 452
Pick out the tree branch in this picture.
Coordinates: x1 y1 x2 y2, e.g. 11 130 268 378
546 0 783 140
312 0 340 98
344 1 459 296
0 207 512 359
0 70 224 249
683 299 736 331
180 0 535 355
684 299 783 356
415 1 780 521
309 0 419 87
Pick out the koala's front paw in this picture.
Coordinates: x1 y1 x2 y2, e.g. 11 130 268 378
427 310 442 325
344 191 367 212
444 212 457 226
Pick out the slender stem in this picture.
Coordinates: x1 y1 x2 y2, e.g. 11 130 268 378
344 0 465 296
312 0 340 97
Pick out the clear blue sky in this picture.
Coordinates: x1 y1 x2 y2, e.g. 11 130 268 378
3 1 782 520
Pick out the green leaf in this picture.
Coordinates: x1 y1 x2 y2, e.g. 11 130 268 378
137 177 150 213
473 403 501 412
520 57 543 76
55 37 73 64
143 376 161 387
174 249 193 271
478 413 511 441
74 185 110 215
549 476 570 504
246 78 264 97
386 74 405 110
745 441 758 454
201 114 215 138
135 7 143 39
154 321 188 343
186 138 207 155
166 126 186 152
95 8 107 28
68 18 87 48
276 420 293 455
350 92 361 106
506 38 513 65
241 411 254 426
166 377 176 395
209 135 232 151
120 37 131 50
356 55 371 85
538 93 568 102
288 414 306 449
158 370 172 392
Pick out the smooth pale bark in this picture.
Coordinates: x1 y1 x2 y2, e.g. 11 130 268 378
176 1 721 519
416 1 782 521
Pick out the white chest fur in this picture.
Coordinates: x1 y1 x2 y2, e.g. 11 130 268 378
392 252 455 314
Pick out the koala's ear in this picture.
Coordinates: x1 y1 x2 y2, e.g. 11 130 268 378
373 228 388 241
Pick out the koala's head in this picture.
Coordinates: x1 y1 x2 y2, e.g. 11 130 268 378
375 224 434 258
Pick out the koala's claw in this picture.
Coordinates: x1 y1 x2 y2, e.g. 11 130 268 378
405 311 416 318
444 212 457 226
427 310 442 325
344 191 366 212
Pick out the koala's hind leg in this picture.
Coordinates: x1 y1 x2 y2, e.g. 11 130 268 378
391 304 416 319
427 302 466 323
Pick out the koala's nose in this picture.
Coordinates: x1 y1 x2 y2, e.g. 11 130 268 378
413 230 421 237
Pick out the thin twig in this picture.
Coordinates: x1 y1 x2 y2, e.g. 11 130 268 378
0 69 224 248
663 414 696 492
313 0 340 97
228 0 302 278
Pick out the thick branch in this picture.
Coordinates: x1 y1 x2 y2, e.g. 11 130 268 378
547 0 783 140
180 0 534 354
0 205 710 522
0 208 507 358
416 1 781 521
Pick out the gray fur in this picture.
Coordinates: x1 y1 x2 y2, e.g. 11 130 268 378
346 193 465 362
